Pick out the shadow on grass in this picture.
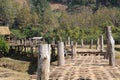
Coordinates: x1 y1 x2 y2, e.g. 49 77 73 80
115 47 120 51
7 50 58 75
4 52 37 75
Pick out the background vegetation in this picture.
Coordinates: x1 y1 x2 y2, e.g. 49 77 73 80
0 0 120 43
0 37 10 56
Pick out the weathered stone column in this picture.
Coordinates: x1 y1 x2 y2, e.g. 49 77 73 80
106 26 115 66
99 35 104 52
71 45 76 59
96 37 100 50
89 39 93 49
58 42 65 66
52 38 55 45
71 41 73 46
37 44 50 80
68 37 70 45
81 39 84 47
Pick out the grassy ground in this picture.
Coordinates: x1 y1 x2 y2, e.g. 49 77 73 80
0 57 31 80
0 56 37 80
0 67 30 80
0 57 30 72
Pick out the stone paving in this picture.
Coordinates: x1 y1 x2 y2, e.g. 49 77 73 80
49 55 120 80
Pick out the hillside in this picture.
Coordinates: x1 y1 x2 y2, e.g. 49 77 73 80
15 0 27 4
0 0 120 42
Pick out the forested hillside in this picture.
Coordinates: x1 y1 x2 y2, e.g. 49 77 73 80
0 0 120 43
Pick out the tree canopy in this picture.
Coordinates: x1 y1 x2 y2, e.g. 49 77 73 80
0 0 120 43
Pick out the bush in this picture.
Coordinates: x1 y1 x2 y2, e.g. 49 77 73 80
0 37 10 56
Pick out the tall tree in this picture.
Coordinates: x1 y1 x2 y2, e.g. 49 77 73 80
0 0 17 26
32 0 49 16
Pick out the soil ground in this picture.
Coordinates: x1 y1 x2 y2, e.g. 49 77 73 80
0 46 120 80
50 55 120 80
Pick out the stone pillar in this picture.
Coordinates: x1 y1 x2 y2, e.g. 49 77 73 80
81 39 84 47
99 35 104 52
89 39 93 49
96 37 100 50
68 37 70 45
58 42 65 66
37 44 50 80
105 26 115 66
71 45 76 59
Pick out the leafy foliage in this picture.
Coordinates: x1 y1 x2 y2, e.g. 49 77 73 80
0 0 120 43
0 37 10 55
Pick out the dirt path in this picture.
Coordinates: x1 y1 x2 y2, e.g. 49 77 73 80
0 53 120 80
50 55 120 80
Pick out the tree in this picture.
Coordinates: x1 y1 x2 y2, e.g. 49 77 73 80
32 0 49 16
14 4 33 28
0 0 17 26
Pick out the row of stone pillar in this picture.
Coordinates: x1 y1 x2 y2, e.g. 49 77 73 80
37 26 115 80
67 36 104 51
37 41 77 80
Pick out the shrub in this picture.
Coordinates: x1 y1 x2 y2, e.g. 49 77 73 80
0 37 10 56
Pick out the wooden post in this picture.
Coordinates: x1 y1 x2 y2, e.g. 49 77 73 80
29 38 32 45
51 44 56 60
75 42 77 48
21 39 24 45
17 40 20 45
30 46 33 56
71 45 76 59
106 26 115 66
37 44 50 80
96 37 100 50
58 42 65 66
35 39 38 46
60 37 62 42
71 41 73 46
52 38 55 45
81 39 84 47
24 39 27 46
48 44 51 73
68 37 70 45
65 41 67 46
89 39 93 49
99 35 104 52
